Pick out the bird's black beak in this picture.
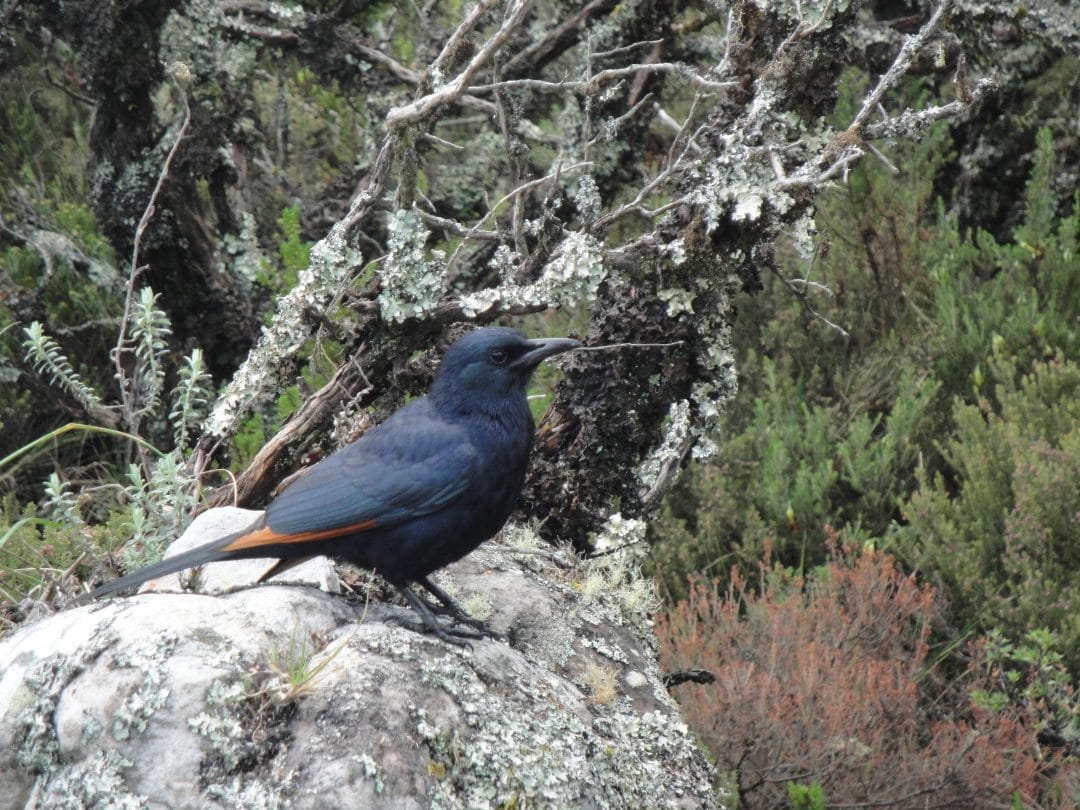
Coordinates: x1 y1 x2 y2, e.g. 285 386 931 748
512 337 582 370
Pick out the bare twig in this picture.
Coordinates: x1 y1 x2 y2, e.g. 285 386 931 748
768 263 850 338
779 146 863 190
492 68 528 254
572 341 685 352
444 161 593 274
592 100 706 230
413 209 502 241
387 0 534 127
847 1 953 135
502 0 615 75
351 41 422 85
112 65 192 446
421 132 465 150
194 467 241 508
639 433 695 508
599 91 654 138
861 77 996 140
786 279 834 296
468 62 735 95
592 39 664 60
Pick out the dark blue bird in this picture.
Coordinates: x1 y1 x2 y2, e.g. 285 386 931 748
89 327 581 643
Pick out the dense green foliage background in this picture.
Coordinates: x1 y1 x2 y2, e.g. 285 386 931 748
651 119 1080 663
651 76 1080 805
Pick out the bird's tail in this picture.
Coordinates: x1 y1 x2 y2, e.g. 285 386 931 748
83 514 269 603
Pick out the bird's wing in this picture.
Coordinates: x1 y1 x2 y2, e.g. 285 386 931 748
219 399 477 553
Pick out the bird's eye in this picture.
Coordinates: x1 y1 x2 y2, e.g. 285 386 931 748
488 347 509 366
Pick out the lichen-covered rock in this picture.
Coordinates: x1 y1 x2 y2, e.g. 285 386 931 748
0 509 719 808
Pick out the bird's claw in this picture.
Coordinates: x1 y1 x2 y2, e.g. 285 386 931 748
386 612 479 648
457 617 506 642
428 606 505 641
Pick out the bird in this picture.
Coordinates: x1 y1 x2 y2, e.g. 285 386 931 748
88 327 581 644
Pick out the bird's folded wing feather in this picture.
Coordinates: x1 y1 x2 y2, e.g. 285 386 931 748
259 401 477 539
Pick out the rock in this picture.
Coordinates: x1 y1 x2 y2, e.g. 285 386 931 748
0 509 718 808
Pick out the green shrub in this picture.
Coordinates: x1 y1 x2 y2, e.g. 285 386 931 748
925 127 1080 401
649 123 1079 619
968 627 1080 753
650 360 938 601
0 496 130 618
902 352 1080 668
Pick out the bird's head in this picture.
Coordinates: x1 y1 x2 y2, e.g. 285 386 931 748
431 327 580 409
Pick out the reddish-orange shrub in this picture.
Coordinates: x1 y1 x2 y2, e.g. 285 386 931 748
657 544 1069 808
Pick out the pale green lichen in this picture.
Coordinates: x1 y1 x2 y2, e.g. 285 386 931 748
487 243 521 282
500 523 542 551
187 668 299 806
357 753 385 794
205 773 293 809
204 229 363 438
424 572 493 623
657 287 695 317
635 399 692 493
188 679 251 771
581 517 661 627
26 228 122 292
742 0 849 29
377 210 448 323
661 236 688 267
459 230 606 316
160 0 260 86
461 593 494 622
16 627 119 774
581 633 631 666
35 749 146 810
574 174 602 225
16 658 77 773
789 209 818 260
690 156 795 232
682 269 740 462
414 648 717 808
110 630 178 741
222 212 264 284
690 358 737 461
590 512 648 557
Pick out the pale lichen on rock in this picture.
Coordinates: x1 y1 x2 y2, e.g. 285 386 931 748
108 630 177 741
0 510 720 808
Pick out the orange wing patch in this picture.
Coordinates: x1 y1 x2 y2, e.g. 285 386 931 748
221 519 377 552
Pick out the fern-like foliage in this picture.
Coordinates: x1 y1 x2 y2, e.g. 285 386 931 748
121 450 198 571
43 471 85 529
130 286 172 417
22 321 104 410
169 348 212 448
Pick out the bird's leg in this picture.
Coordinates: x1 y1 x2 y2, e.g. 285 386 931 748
256 556 317 584
391 584 483 647
415 576 504 639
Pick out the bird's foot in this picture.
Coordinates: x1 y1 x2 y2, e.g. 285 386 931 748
424 603 505 641
392 583 495 648
415 576 507 641
387 613 479 648
455 617 505 643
